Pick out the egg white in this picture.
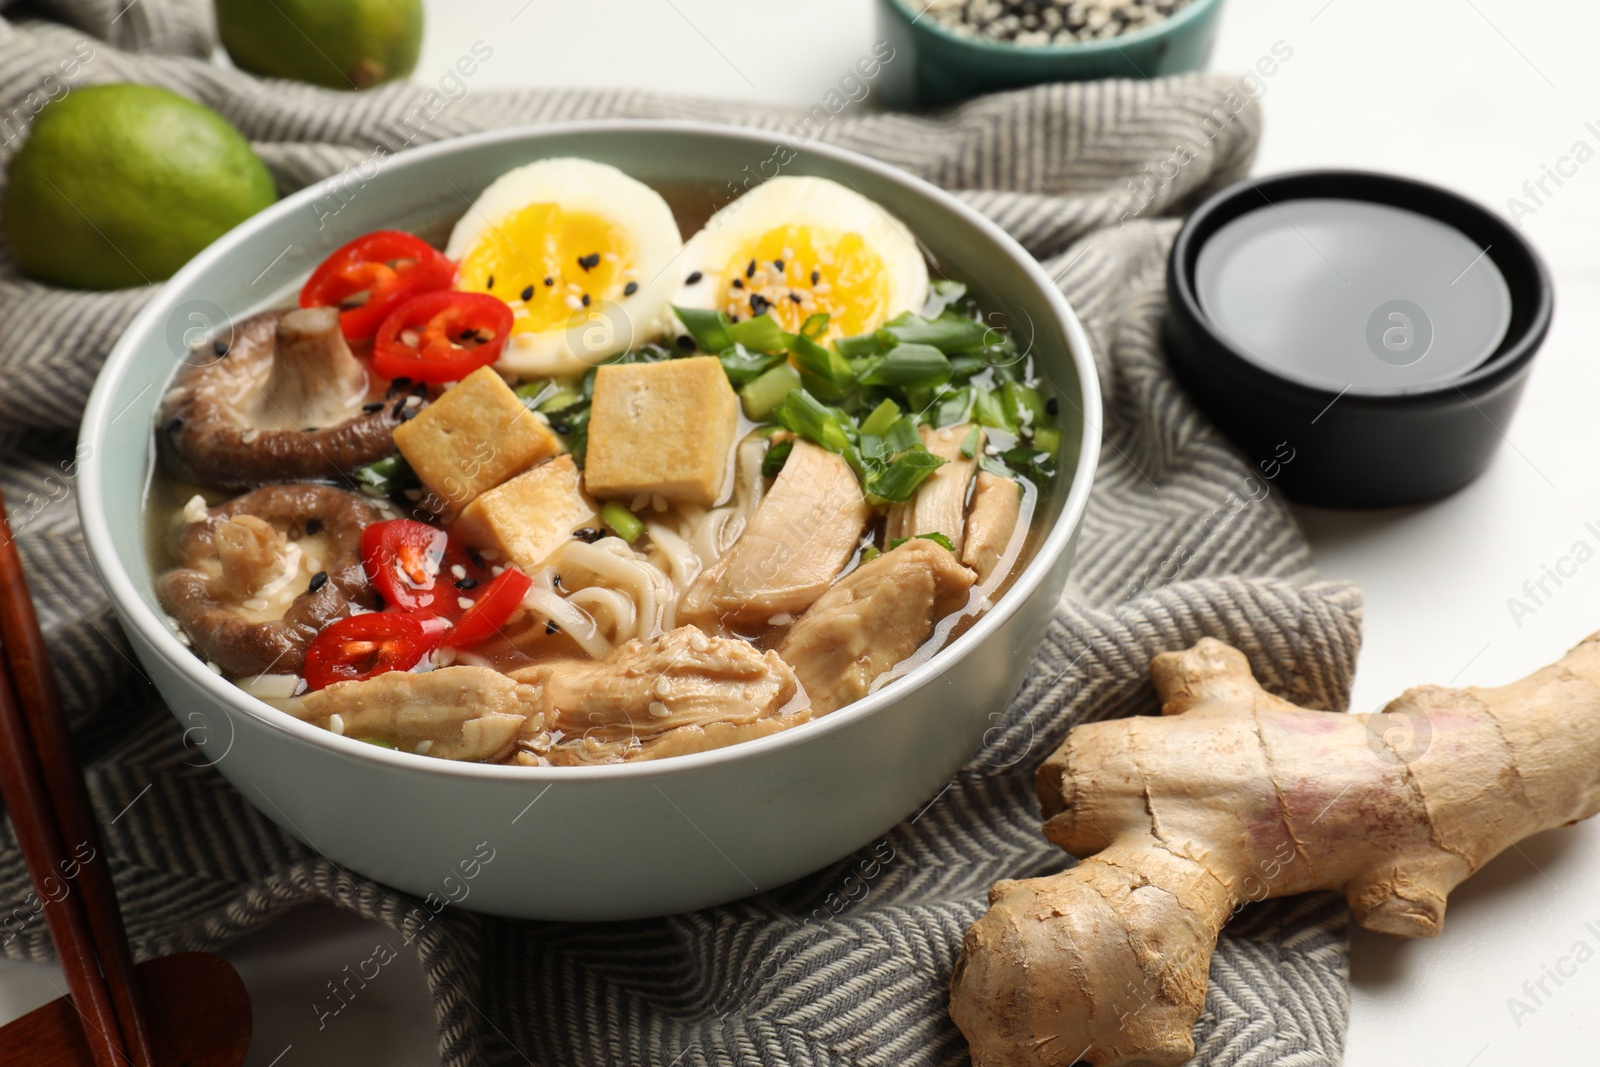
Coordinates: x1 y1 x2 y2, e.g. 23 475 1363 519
446 158 682 377
672 176 929 333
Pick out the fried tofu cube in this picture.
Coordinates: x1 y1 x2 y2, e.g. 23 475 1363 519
583 357 737 506
450 455 597 573
393 366 561 518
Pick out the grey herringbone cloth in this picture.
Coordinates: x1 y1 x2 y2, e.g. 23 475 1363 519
0 4 1361 1065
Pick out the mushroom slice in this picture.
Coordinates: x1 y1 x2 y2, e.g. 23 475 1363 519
962 472 1023 585
511 626 807 765
778 537 976 716
298 666 534 762
157 484 380 677
157 306 402 488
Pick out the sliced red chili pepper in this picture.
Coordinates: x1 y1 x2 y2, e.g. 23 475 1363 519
444 567 533 649
360 518 492 620
303 612 444 691
372 291 514 384
300 231 456 342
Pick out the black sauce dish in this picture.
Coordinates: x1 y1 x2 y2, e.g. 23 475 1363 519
1165 170 1554 508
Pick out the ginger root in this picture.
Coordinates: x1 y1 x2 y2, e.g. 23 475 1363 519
949 634 1600 1067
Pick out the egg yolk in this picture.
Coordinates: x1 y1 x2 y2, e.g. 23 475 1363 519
457 203 636 333
718 226 889 340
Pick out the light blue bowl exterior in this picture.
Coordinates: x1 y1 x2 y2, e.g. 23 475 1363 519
877 0 1226 108
78 121 1100 920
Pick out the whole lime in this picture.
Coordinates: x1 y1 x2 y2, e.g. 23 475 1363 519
3 84 276 290
216 0 423 91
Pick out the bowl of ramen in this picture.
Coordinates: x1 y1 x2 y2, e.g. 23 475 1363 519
78 122 1099 920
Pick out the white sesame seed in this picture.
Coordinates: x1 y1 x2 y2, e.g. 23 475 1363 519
415 740 433 755
457 596 474 611
329 713 345 736
451 564 467 580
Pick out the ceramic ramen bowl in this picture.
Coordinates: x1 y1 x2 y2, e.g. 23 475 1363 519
78 121 1100 920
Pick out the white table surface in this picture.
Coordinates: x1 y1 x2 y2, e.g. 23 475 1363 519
5 0 1599 1063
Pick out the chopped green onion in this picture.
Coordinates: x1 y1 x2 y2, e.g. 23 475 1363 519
921 279 968 318
859 398 902 438
932 385 973 428
960 425 982 459
836 331 889 359
865 448 946 504
801 312 831 339
718 344 787 386
725 313 788 353
600 502 645 544
357 737 396 749
972 386 1013 432
352 453 411 498
741 362 802 420
538 387 585 414
761 438 794 479
882 415 921 453
882 315 990 353
858 343 952 389
789 332 854 400
514 378 554 404
776 389 852 454
1031 426 1062 454
888 532 956 552
999 445 1055 485
1002 382 1048 431
948 355 988 381
672 306 732 353
859 546 882 565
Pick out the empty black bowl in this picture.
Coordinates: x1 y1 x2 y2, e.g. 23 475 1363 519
1165 170 1553 508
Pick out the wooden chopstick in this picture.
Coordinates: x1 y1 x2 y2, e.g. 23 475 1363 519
0 487 154 1067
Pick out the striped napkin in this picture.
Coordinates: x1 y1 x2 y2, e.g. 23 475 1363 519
0 3 1361 1065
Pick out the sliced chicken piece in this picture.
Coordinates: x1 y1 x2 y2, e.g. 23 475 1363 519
511 626 807 765
678 440 869 632
297 665 535 762
885 423 982 552
962 472 1023 584
779 537 975 716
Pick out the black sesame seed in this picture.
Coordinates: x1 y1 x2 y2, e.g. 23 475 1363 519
545 620 559 635
573 527 602 542
410 381 429 398
676 334 694 351
362 401 385 413
624 281 639 296
544 277 554 287
748 293 771 316
454 577 479 590
745 259 756 279
581 293 591 307
521 285 534 301
486 274 495 289
391 398 408 418
788 292 804 304
553 422 571 435
730 314 741 323
578 253 601 271
386 376 413 398
398 407 418 422
552 574 562 588
467 548 486 570
1046 396 1060 416
212 340 230 357
161 417 183 433
306 518 324 535
308 571 329 593
773 259 785 272
731 278 744 290
685 271 703 285
811 270 820 285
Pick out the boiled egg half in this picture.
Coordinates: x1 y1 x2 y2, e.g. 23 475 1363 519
446 158 682 375
673 177 928 343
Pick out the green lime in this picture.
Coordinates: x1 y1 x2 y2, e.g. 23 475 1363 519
216 0 423 91
3 84 276 291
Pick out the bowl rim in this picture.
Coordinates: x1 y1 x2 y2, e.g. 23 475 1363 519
881 0 1225 57
78 118 1102 784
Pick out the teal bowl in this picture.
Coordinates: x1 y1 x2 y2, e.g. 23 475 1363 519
877 0 1227 107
